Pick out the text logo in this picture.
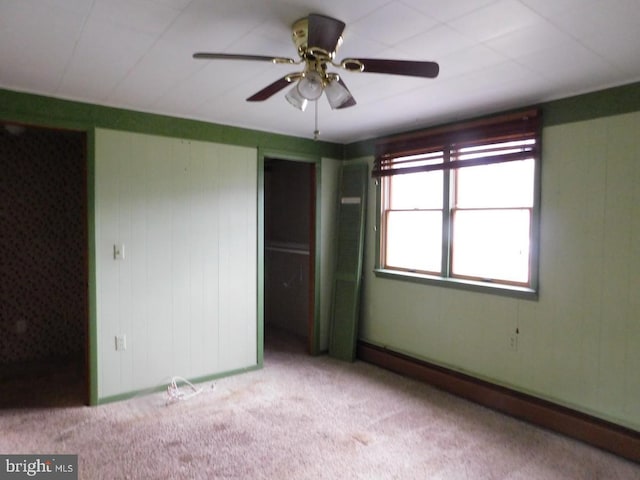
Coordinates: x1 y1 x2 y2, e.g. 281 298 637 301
0 455 77 479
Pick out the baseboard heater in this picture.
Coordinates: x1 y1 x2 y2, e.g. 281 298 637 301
357 341 640 463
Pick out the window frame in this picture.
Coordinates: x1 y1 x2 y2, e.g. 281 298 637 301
373 110 541 300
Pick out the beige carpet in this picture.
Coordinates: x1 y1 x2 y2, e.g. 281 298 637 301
1 329 639 479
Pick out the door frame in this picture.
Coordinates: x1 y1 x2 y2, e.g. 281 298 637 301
258 149 322 362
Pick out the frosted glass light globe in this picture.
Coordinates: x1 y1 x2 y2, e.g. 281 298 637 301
297 71 324 100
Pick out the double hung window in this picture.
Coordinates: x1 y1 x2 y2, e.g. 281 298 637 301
373 110 541 294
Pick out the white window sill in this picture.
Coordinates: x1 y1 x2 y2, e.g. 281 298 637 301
373 268 538 300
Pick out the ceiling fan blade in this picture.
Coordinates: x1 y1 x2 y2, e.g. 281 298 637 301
246 76 293 102
193 53 296 64
307 14 345 53
347 58 440 78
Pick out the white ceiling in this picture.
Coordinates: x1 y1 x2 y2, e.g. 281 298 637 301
2 0 640 144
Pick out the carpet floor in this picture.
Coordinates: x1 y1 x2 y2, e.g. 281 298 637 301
1 329 639 479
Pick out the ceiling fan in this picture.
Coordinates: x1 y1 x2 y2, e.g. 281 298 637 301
193 13 439 112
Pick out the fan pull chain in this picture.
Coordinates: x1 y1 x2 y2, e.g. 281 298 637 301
313 100 320 141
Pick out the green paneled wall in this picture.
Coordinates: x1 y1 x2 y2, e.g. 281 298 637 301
94 129 258 400
3 81 640 424
0 87 340 404
356 87 640 431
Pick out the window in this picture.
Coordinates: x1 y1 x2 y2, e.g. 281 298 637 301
373 110 541 295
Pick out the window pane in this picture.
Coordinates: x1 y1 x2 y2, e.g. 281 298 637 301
385 210 442 273
456 159 534 208
451 209 530 283
389 171 443 209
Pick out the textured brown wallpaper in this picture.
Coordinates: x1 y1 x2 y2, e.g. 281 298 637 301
0 124 86 364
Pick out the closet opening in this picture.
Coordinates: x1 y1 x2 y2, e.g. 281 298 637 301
0 122 88 407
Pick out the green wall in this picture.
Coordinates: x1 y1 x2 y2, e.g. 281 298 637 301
0 87 341 404
353 83 640 431
3 82 640 425
94 129 259 401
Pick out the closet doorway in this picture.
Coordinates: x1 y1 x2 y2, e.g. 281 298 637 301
0 122 88 407
264 158 315 353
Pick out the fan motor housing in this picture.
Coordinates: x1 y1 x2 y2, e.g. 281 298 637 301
292 16 342 62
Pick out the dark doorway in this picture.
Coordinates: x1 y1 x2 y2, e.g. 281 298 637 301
264 158 315 353
0 122 88 407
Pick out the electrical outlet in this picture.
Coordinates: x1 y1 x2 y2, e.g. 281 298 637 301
509 328 519 351
115 335 127 351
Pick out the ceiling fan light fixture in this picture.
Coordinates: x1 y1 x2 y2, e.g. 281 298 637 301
325 78 353 109
285 85 309 111
297 71 324 100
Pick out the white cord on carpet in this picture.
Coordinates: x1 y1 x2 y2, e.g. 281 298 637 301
165 376 209 404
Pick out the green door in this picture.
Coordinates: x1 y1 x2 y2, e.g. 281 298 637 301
328 163 368 361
